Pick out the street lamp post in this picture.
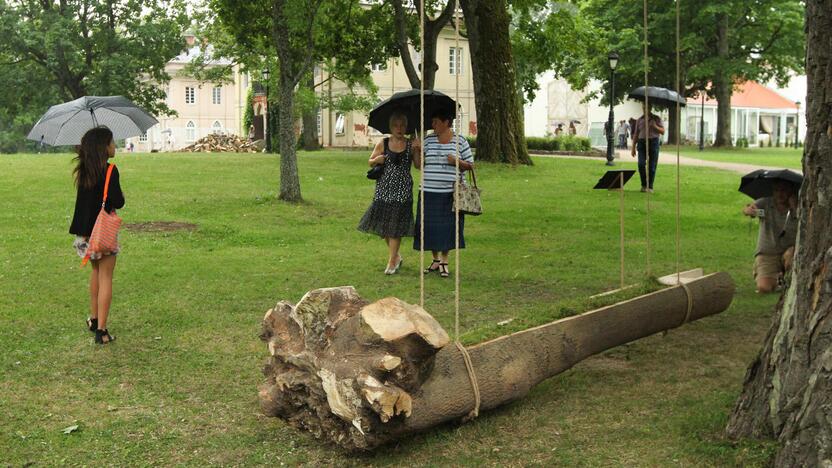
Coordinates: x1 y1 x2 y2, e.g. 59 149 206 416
263 68 271 153
605 51 619 166
699 92 705 151
794 101 801 148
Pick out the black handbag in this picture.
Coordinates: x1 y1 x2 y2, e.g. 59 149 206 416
366 164 384 180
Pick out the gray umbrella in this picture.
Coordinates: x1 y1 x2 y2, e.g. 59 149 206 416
27 96 158 146
627 86 687 108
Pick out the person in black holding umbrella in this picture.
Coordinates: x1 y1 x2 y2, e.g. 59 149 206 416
630 103 665 192
742 180 798 293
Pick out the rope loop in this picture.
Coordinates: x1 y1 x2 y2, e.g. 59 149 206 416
679 282 694 326
455 341 481 421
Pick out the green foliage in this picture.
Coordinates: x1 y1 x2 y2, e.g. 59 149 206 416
513 0 804 108
511 2 602 102
525 135 592 152
243 88 254 132
0 0 189 152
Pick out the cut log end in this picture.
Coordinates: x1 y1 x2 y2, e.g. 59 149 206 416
259 287 448 450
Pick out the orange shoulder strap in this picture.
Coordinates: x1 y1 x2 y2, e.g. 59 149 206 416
102 163 115 205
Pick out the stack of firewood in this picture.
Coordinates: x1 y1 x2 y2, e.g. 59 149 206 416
179 134 261 153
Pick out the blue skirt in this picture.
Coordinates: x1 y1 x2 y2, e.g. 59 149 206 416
413 191 465 251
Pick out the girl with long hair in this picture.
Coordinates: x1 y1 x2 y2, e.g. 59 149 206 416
69 127 124 344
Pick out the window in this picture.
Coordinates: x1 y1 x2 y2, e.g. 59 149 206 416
212 86 222 104
317 109 322 136
449 47 464 75
139 132 147 142
186 121 196 142
370 62 387 72
212 121 223 134
185 86 195 104
335 113 345 135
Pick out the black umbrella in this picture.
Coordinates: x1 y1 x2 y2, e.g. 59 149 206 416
368 89 457 134
739 169 803 200
628 86 687 108
27 96 158 146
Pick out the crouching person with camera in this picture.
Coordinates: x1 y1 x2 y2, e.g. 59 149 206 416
742 181 798 293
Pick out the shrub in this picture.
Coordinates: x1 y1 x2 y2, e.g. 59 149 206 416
525 135 590 152
466 136 476 149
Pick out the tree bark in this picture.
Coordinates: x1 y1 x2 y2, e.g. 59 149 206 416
260 273 735 450
390 0 455 90
302 74 321 151
713 14 733 147
459 0 531 165
725 2 832 466
272 0 303 202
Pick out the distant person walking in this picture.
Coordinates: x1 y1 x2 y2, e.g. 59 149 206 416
554 124 564 137
616 120 630 149
630 104 665 192
70 127 124 344
358 112 419 274
568 122 577 136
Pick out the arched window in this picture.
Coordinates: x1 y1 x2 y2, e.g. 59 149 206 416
212 121 223 134
186 121 196 142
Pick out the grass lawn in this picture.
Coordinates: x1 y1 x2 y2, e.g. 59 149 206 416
1 150 780 466
676 145 802 170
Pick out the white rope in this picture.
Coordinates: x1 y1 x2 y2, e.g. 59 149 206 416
419 0 425 309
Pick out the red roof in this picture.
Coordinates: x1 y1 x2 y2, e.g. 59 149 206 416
687 81 798 110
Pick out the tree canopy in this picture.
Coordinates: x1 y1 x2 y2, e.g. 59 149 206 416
0 0 189 151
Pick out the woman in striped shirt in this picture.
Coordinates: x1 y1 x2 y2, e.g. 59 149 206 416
412 109 474 278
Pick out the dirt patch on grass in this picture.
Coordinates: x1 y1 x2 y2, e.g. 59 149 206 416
124 221 197 233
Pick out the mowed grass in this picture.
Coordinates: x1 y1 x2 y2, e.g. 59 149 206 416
0 150 781 466
677 145 802 169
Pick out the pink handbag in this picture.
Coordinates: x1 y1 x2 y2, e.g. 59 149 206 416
82 164 122 266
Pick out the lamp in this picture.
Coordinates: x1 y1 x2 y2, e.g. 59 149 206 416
605 51 620 166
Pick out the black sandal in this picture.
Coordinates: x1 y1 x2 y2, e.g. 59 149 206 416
439 263 449 278
423 259 441 274
95 329 116 345
86 317 98 332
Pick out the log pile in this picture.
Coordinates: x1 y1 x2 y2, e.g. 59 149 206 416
259 273 735 450
179 134 261 153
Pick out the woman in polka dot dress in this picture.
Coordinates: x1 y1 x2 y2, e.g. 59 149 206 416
358 112 421 274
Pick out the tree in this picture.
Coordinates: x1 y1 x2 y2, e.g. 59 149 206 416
388 0 455 90
0 0 188 152
460 0 531 165
724 2 832 465
212 0 394 202
524 0 803 147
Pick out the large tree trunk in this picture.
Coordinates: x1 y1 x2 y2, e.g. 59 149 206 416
460 0 531 165
260 273 735 450
713 14 733 147
725 2 832 465
272 0 302 202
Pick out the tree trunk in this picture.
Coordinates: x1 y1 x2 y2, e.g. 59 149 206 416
260 273 735 450
272 0 302 202
277 79 301 201
725 2 832 465
459 0 531 165
713 14 733 147
302 75 320 151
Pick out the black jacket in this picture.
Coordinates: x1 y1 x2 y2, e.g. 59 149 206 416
69 164 125 237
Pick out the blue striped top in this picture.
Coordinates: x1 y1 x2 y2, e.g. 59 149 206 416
420 134 474 193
